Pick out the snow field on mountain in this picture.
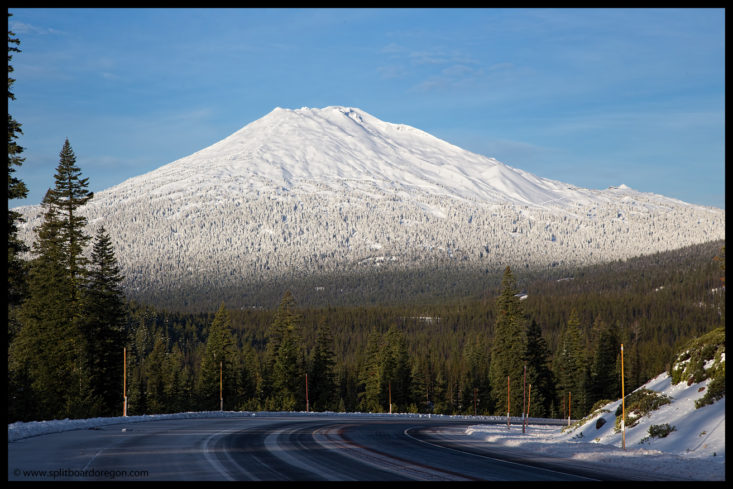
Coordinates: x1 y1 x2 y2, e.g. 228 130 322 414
12 106 725 303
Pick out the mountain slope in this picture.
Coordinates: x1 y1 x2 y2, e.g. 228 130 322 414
79 106 699 208
13 106 725 309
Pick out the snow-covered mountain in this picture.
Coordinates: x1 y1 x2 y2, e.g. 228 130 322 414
13 106 725 307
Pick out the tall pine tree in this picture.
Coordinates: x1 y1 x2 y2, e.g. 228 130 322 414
555 308 591 418
81 226 128 416
264 291 304 410
309 318 338 411
524 318 556 417
7 19 30 421
10 191 86 420
47 139 93 308
462 333 493 414
358 330 383 412
381 326 411 412
9 140 95 420
196 303 238 410
489 266 527 416
8 14 29 312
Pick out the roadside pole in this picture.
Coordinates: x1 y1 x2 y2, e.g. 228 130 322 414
388 382 392 414
525 384 531 432
219 361 223 412
507 376 510 429
123 347 127 417
522 364 527 433
621 344 626 450
305 373 309 413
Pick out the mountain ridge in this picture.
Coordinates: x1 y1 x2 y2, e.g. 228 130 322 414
13 106 725 309
88 106 693 209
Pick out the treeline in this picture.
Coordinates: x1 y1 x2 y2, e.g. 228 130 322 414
68 240 725 423
122 240 726 313
11 238 721 423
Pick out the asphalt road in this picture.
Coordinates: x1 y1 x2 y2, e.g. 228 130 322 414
8 415 613 481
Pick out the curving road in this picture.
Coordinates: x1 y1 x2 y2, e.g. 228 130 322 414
8 415 637 481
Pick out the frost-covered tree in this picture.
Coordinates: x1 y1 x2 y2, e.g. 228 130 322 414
10 143 726 311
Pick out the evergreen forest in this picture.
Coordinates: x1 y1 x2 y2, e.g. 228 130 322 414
7 20 725 424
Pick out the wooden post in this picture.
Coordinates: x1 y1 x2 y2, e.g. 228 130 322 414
568 391 572 426
522 364 527 433
474 387 477 416
219 361 223 411
305 373 309 413
621 344 626 450
526 384 531 432
388 382 392 414
507 376 511 429
123 347 127 417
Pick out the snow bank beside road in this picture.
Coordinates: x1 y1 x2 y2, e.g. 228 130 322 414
466 371 725 481
8 410 563 443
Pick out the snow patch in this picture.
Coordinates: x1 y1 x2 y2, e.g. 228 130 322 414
466 370 724 480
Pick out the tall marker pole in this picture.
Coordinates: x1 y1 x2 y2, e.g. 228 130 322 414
562 393 565 421
522 364 527 433
123 347 127 417
507 376 511 429
525 384 531 432
305 373 309 413
474 387 477 416
219 361 223 411
621 344 626 450
568 391 571 427
388 382 392 414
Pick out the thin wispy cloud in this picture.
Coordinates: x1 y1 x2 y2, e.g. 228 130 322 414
9 20 64 35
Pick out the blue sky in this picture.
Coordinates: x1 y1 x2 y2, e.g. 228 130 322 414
8 8 725 209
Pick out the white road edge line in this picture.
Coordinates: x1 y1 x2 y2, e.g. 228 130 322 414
311 425 472 481
403 426 599 481
202 430 239 481
264 426 351 481
81 448 105 471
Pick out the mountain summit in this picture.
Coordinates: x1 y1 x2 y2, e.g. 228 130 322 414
106 106 635 208
14 106 725 309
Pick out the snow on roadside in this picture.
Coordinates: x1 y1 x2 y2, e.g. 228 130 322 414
7 410 542 443
466 371 725 481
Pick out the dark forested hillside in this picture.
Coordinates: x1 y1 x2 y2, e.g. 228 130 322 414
130 241 726 313
11 240 719 423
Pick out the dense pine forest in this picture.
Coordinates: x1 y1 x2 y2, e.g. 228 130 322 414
6 21 725 425
115 239 725 419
